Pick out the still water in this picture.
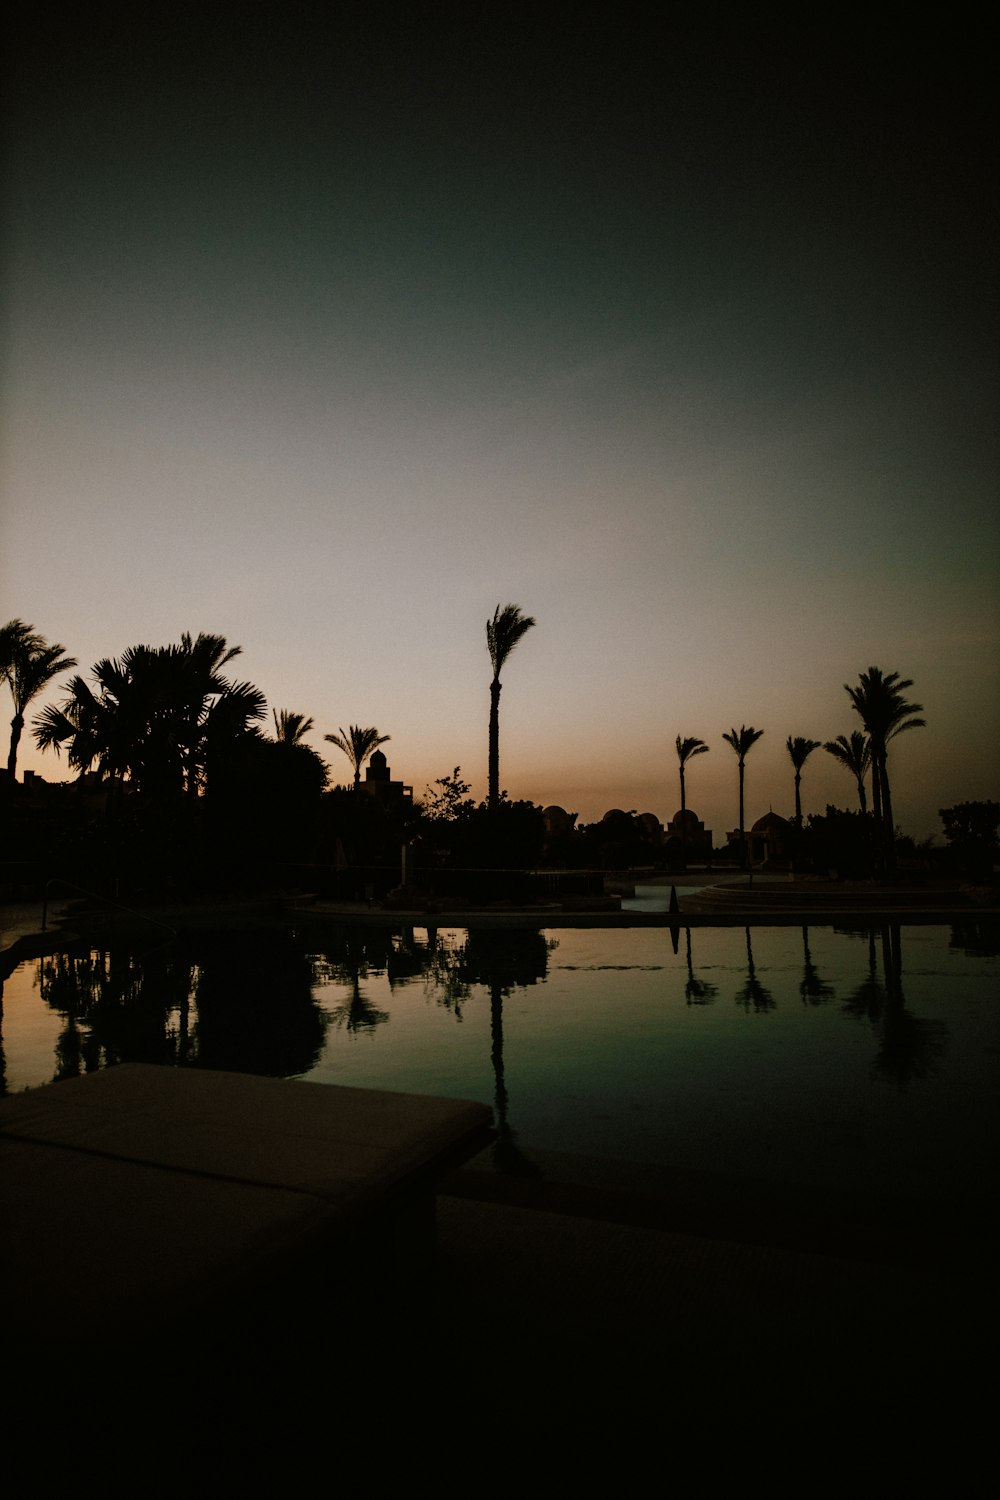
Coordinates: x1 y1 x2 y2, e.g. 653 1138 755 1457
2 919 997 1209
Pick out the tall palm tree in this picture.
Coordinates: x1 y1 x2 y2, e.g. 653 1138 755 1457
786 736 821 828
324 725 390 788
272 709 315 744
845 669 925 871
486 603 536 811
1 621 42 722
824 732 871 815
1 621 76 779
675 736 709 860
722 725 764 857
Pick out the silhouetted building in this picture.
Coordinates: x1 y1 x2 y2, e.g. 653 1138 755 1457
542 805 577 838
637 811 664 844
361 749 412 807
726 810 791 865
664 807 712 859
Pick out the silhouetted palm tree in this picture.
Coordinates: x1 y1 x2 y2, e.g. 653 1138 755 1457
824 732 871 815
324 725 389 788
722 725 764 856
845 669 925 871
0 619 42 672
1 621 42 764
675 736 709 859
33 636 264 799
1 621 76 780
173 633 266 798
786 736 821 828
272 709 315 744
486 603 536 811
34 666 127 790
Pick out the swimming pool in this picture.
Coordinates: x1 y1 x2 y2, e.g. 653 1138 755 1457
2 919 997 1212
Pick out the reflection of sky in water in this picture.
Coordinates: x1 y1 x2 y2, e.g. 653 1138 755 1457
3 924 997 1208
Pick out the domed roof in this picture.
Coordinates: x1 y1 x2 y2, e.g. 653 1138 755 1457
543 805 574 833
602 808 628 821
671 808 701 827
750 810 789 831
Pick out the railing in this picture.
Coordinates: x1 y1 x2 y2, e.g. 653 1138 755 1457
42 878 177 937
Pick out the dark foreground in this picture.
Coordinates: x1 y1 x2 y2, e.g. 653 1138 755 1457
7 1155 992 1493
2 894 995 1492
4 1080 994 1495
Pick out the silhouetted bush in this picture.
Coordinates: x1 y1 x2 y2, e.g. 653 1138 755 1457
805 806 874 879
939 801 999 881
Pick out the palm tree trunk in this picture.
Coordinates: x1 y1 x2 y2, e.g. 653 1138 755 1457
870 752 884 874
880 757 896 873
7 713 24 779
738 759 745 854
856 773 868 817
488 678 501 811
679 764 687 863
794 770 802 828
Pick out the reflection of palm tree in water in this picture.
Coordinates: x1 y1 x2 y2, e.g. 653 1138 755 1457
317 925 552 1172
419 928 475 1018
317 933 390 1035
488 978 523 1171
326 969 390 1035
800 927 835 1006
843 928 887 1024
684 928 718 1006
462 930 554 1174
843 925 948 1086
735 928 776 1013
36 946 198 1079
875 1000 947 1086
54 1006 90 1079
45 953 113 1079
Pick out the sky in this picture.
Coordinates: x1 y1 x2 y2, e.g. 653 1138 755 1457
3 8 997 840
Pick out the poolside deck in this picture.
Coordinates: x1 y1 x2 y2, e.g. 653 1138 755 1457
5 1126 991 1486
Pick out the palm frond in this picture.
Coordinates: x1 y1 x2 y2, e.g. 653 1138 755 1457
786 736 821 770
845 668 924 744
824 732 871 778
487 603 536 678
676 735 709 766
723 725 764 761
324 725 390 777
273 709 315 744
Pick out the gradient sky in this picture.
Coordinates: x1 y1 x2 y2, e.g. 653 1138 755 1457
4 9 997 840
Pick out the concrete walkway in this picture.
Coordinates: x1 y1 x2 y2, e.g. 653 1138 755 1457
0 900 71 951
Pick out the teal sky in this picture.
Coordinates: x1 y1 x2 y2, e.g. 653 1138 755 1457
3 10 997 838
